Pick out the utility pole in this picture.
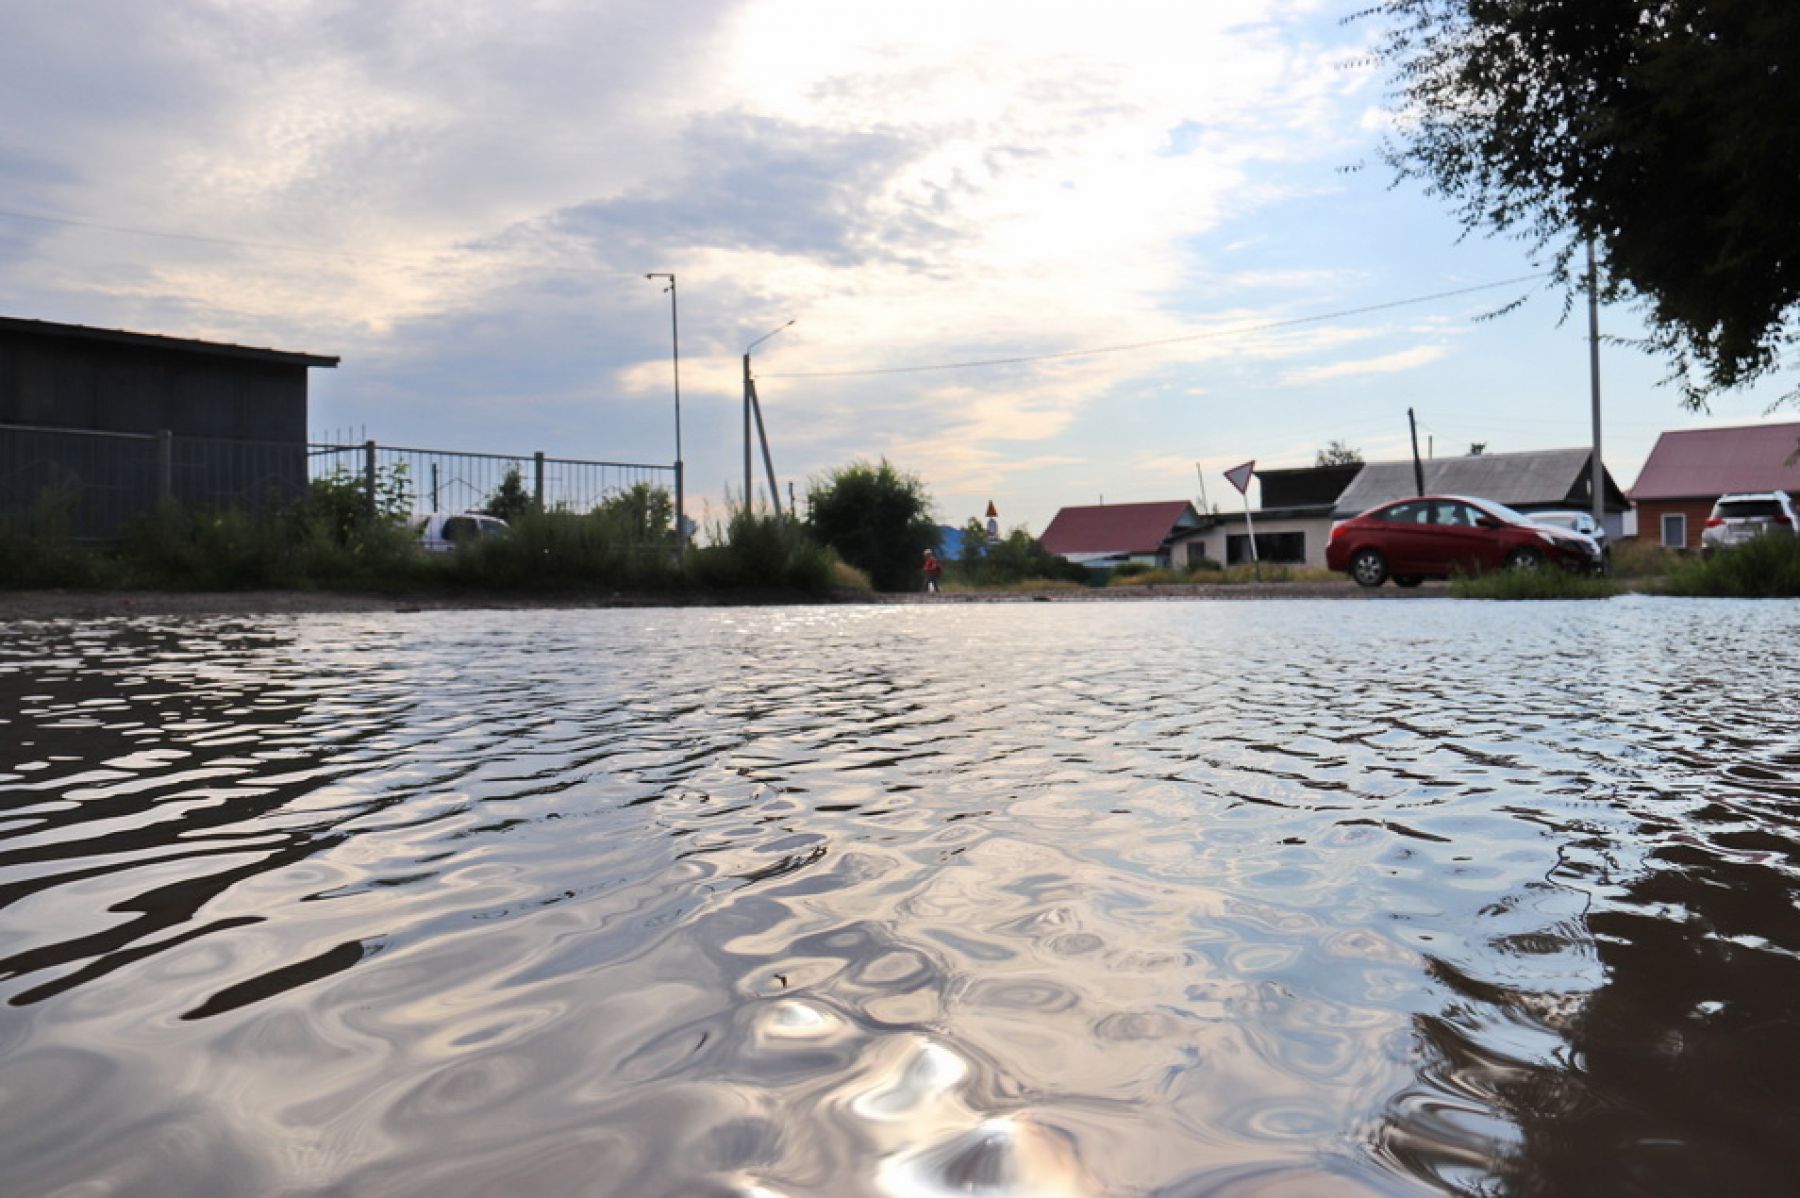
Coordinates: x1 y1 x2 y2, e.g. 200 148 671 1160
644 273 686 552
742 320 794 516
1586 239 1606 538
1408 408 1425 497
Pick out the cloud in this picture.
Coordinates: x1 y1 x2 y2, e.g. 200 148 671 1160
1281 344 1449 386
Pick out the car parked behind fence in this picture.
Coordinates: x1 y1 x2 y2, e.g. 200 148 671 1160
408 512 510 554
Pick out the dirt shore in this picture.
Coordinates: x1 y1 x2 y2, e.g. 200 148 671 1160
0 579 1450 620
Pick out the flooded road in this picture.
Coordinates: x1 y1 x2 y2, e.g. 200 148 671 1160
2 598 1797 1195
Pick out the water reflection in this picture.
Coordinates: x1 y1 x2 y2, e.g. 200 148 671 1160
1 598 1796 1194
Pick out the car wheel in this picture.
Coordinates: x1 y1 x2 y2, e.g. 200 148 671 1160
1505 547 1544 571
1350 548 1388 588
1393 575 1424 588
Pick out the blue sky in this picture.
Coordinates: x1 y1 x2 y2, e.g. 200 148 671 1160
3 0 1793 534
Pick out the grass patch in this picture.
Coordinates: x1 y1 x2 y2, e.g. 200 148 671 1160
1105 563 1337 586
1610 538 1681 579
1451 566 1620 600
1654 534 1800 597
943 578 1088 594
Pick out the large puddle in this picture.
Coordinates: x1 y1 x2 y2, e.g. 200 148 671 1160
2 598 1797 1195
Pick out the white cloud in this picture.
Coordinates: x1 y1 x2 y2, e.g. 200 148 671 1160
1281 344 1449 386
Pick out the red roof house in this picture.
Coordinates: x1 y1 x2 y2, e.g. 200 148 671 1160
1629 422 1800 548
1038 500 1203 567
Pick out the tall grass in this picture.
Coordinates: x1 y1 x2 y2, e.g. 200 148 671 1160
1610 538 1680 579
1 494 852 598
1104 562 1336 586
1450 567 1621 600
1655 534 1800 597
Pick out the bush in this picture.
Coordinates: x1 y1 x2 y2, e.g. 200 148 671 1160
685 513 836 594
1655 534 1800 598
0 486 120 588
951 524 1090 588
1611 538 1680 578
805 459 937 592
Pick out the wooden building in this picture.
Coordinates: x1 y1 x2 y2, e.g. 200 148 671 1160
1 316 338 535
1628 422 1800 549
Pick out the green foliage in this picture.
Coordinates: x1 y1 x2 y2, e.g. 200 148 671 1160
483 465 536 522
1655 535 1800 598
1369 0 1800 405
446 504 680 591
1611 539 1679 579
1451 567 1620 600
947 525 1088 588
0 485 120 588
1314 440 1364 467
804 459 937 592
685 512 836 594
593 483 675 550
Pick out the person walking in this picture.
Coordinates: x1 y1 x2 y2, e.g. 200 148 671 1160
922 549 943 594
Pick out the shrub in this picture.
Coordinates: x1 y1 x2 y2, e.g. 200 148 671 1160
1655 534 1800 598
0 486 121 588
685 513 836 594
1611 538 1680 578
805 459 937 591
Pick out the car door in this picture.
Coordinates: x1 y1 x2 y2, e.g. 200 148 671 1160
1372 500 1435 571
1429 500 1499 573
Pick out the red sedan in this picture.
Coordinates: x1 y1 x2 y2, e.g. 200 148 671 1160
1326 494 1601 588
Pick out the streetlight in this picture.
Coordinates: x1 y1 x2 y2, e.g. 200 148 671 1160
743 319 794 516
645 272 685 552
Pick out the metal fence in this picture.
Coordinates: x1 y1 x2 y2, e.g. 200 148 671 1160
0 423 678 540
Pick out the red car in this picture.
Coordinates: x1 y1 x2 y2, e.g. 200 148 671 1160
1326 494 1602 588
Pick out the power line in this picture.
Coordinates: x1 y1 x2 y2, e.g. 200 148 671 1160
0 205 638 278
763 273 1551 379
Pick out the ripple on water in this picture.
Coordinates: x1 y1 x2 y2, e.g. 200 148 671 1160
1 600 1798 1194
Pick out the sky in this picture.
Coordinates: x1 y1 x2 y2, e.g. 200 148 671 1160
4 0 1795 535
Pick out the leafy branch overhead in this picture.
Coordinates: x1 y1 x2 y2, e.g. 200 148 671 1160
1367 0 1800 406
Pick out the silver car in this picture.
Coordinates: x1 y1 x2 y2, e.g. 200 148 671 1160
1702 491 1797 550
408 512 510 554
1529 509 1609 561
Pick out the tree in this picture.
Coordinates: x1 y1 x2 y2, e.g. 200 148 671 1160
805 459 937 591
1368 0 1800 406
1315 440 1364 467
483 465 535 522
593 483 674 548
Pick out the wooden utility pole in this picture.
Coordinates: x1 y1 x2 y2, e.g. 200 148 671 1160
1408 409 1425 497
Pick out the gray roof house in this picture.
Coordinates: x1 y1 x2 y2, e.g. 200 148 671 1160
1334 448 1630 538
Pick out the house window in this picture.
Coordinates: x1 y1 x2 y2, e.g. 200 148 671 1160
1660 512 1686 548
1226 531 1306 564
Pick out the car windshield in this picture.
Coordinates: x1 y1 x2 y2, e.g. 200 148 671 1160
1717 498 1785 519
1464 497 1533 526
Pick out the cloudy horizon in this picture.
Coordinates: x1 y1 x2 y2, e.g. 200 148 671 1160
5 0 1793 534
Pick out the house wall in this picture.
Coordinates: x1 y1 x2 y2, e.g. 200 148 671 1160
0 331 309 440
1174 514 1336 569
1632 498 1714 549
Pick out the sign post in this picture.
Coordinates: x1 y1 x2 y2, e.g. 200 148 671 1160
985 500 1000 546
1223 460 1258 579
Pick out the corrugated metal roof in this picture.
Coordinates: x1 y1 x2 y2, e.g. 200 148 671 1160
1334 448 1614 515
0 315 339 367
1040 500 1199 556
1628 422 1800 500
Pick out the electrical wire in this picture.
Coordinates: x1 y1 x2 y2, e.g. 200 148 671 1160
763 273 1551 379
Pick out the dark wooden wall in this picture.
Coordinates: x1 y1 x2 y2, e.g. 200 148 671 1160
0 329 308 442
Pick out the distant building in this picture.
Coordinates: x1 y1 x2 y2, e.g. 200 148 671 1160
1172 463 1362 568
1333 448 1630 538
1628 422 1800 549
1039 500 1203 571
1 315 338 535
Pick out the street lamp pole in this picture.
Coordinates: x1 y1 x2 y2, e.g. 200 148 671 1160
743 319 794 516
645 273 685 552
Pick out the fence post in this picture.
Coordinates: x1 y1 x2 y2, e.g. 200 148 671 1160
156 430 173 503
363 440 378 518
534 451 545 511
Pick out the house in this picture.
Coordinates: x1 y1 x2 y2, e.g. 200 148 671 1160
1171 463 1361 568
1039 500 1203 571
1 315 338 535
1628 422 1800 549
1332 447 1630 538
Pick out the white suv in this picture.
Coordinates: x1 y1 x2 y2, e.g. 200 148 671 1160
408 512 510 554
1702 491 1797 550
